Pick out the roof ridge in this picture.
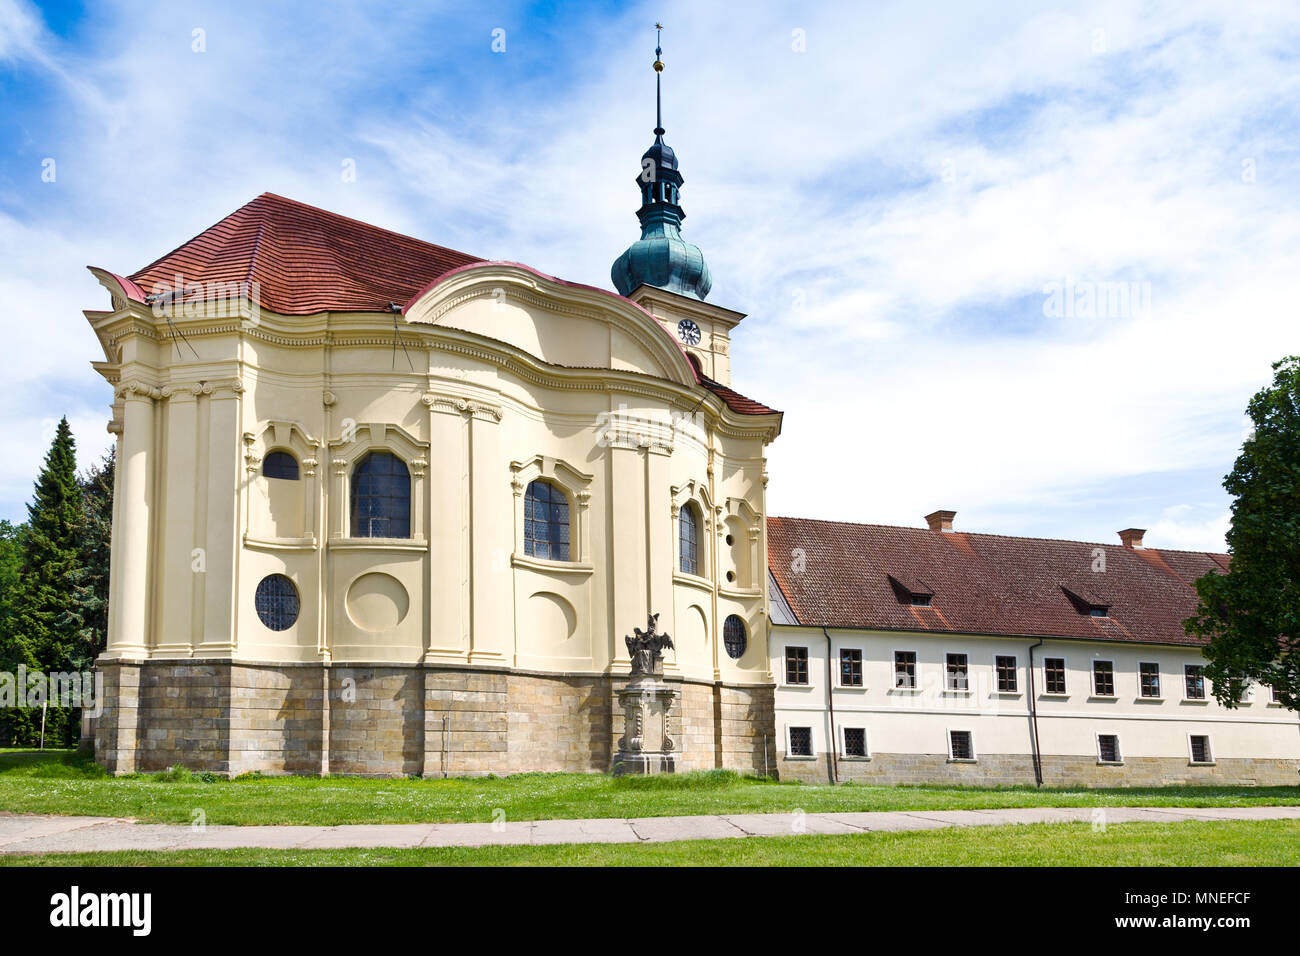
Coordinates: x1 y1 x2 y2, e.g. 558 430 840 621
257 192 481 258
127 194 263 283
767 514 1228 558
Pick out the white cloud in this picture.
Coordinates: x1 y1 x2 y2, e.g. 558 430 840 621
1 0 1296 550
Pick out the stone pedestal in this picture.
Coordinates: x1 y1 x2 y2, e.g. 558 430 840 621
612 676 679 775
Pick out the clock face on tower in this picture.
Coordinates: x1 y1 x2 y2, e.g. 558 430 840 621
676 319 702 346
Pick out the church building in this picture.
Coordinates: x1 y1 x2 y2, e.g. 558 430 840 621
83 50 1298 784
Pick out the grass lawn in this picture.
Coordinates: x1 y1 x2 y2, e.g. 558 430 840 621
2 820 1296 867
1 749 1298 827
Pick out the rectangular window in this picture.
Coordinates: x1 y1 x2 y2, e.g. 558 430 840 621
1184 665 1205 700
840 648 863 687
1097 734 1121 764
894 651 917 689
948 730 974 760
842 727 867 758
788 726 812 757
946 653 969 691
1139 662 1161 698
785 647 809 686
996 655 1018 692
1189 735 1213 764
1272 684 1284 704
1092 660 1115 697
1044 657 1067 694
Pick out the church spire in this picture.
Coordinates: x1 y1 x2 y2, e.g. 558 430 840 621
654 23 664 137
611 25 712 301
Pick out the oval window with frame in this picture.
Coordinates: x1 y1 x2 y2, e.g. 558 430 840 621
723 614 747 660
255 573 300 631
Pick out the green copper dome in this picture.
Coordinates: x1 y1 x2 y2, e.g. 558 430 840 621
611 34 711 301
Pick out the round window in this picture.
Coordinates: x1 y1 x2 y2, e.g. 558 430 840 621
723 614 747 660
255 574 300 631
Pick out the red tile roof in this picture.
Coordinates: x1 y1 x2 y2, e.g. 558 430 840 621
767 516 1227 646
123 193 781 418
700 376 781 416
129 192 483 315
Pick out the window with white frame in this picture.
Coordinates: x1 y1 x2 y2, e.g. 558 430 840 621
945 653 969 691
1092 660 1115 697
1184 664 1205 700
1097 733 1122 764
1189 734 1213 764
995 655 1018 692
842 727 867 758
840 648 863 687
1044 657 1067 694
787 726 813 757
785 646 809 685
1139 662 1161 698
948 730 975 761
894 651 917 689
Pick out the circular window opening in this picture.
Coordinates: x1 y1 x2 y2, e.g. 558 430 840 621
723 614 747 660
725 534 734 546
726 571 736 583
255 574 300 631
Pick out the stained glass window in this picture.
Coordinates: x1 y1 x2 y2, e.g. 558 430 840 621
679 503 699 575
524 480 570 561
263 451 299 480
255 574 299 631
352 452 410 538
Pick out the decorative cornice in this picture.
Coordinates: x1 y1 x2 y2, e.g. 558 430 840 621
422 391 503 422
114 380 163 400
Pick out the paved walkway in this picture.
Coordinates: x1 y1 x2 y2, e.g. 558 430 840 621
1 805 1297 854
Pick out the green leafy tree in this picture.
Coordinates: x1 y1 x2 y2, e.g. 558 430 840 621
2 418 83 745
0 519 28 717
1186 356 1300 709
0 519 25 632
65 449 114 670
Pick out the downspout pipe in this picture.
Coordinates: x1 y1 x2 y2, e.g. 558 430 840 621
1026 637 1044 787
822 627 838 786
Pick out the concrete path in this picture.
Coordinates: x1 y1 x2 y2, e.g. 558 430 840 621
1 805 1297 855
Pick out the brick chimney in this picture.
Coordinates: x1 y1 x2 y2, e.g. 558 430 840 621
1118 528 1146 549
925 510 956 533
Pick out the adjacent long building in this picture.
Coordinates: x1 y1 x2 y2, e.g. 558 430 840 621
767 515 1300 786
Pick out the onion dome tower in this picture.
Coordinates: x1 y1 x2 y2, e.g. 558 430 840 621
611 26 712 301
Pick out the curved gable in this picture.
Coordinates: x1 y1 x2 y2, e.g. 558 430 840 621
402 262 696 386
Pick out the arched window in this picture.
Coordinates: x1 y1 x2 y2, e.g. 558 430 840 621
723 614 747 660
263 451 299 480
351 452 410 538
255 574 300 631
679 503 700 575
524 480 569 561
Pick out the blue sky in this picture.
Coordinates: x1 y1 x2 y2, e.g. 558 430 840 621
2 0 1298 551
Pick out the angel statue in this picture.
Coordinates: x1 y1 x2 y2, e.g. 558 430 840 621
625 613 674 676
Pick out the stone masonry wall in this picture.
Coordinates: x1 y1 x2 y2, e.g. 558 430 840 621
93 660 775 778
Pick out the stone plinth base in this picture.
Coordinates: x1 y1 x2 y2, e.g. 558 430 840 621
612 676 679 776
91 658 775 778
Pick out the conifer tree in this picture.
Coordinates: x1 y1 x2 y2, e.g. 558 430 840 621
3 418 83 744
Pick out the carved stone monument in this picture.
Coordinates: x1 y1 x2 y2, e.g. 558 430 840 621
612 613 680 775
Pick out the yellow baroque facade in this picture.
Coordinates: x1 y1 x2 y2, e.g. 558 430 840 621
84 196 783 775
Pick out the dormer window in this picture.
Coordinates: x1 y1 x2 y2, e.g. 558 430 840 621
1062 582 1111 619
888 573 934 608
